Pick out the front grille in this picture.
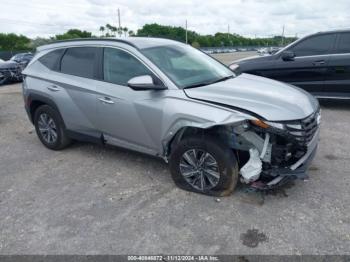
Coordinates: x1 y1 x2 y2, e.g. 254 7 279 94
285 110 320 145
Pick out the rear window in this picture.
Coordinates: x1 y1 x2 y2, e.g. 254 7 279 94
335 33 350 54
60 47 99 79
38 49 65 71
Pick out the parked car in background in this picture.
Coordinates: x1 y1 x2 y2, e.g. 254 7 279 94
268 47 281 54
10 52 34 68
0 59 22 85
22 38 320 196
230 30 350 99
257 48 269 56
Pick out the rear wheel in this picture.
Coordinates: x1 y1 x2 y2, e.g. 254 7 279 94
34 105 71 150
169 136 238 196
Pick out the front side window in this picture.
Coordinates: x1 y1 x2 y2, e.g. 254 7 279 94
61 47 99 79
335 33 350 54
141 44 233 89
290 34 335 57
103 48 153 86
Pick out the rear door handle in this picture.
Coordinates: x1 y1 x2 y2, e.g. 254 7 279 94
47 85 60 92
312 60 325 66
98 97 114 104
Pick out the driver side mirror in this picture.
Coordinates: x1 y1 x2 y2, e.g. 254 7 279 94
281 51 295 61
127 75 166 91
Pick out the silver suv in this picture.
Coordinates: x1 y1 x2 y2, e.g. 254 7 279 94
22 38 320 196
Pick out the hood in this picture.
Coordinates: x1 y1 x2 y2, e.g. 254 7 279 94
0 60 19 69
184 73 319 121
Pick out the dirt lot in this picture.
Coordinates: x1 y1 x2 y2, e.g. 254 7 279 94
0 52 350 255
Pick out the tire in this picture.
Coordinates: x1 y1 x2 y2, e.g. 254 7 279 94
33 105 71 150
169 136 239 197
0 76 8 85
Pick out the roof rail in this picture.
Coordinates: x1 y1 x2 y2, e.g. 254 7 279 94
38 38 139 51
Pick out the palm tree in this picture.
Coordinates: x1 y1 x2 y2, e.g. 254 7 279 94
111 26 117 37
117 27 122 37
123 27 128 37
99 26 105 37
106 24 112 36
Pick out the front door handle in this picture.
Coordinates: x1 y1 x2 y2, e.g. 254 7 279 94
47 85 60 92
98 97 114 104
312 60 325 66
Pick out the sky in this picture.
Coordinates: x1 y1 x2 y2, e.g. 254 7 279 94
1 0 350 38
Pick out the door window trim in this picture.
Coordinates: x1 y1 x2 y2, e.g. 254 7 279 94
39 44 168 88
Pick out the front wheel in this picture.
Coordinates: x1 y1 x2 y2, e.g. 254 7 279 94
0 75 8 85
169 136 238 196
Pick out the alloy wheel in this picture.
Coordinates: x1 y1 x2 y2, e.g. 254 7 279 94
179 149 220 191
37 113 58 144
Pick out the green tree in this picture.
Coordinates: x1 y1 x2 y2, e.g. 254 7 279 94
135 23 297 47
99 26 105 37
191 41 200 48
110 26 118 37
30 37 52 49
0 33 31 51
123 27 128 37
54 29 92 40
105 24 113 36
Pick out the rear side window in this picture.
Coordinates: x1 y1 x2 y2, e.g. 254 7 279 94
103 47 153 86
335 33 350 54
38 49 65 71
291 34 335 57
61 47 99 79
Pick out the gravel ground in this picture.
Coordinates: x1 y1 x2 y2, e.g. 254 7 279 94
0 52 349 255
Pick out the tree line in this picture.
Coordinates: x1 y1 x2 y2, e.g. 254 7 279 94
0 23 297 51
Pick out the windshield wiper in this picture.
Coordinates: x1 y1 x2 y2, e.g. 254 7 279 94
183 75 234 89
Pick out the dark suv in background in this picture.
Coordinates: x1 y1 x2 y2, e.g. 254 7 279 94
230 30 350 99
10 52 34 68
0 53 33 85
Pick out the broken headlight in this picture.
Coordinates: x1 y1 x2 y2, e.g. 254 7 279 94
250 119 285 130
264 121 285 130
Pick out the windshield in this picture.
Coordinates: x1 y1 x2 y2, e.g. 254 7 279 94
10 54 21 61
141 44 234 89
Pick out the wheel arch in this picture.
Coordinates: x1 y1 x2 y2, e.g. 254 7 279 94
164 123 239 159
28 93 65 127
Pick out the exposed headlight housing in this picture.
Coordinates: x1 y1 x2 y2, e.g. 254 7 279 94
265 121 285 130
250 119 285 130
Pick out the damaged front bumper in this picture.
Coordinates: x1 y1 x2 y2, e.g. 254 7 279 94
252 142 318 190
229 110 321 190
